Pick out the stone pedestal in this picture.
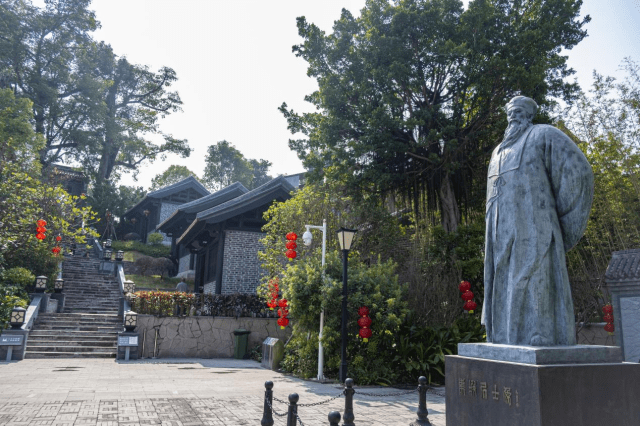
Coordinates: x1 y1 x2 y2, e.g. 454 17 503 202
447 344 640 426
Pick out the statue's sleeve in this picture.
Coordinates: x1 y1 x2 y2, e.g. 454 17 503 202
545 127 594 251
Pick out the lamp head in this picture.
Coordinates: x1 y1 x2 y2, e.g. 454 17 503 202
302 227 313 246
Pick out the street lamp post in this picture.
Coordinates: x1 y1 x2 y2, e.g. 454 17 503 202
302 219 327 382
336 227 357 384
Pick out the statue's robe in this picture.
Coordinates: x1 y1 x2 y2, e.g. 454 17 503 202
481 124 593 346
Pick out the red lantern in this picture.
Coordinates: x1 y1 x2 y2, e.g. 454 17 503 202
359 327 372 342
37 219 47 227
36 226 46 233
459 281 471 293
285 249 297 260
464 300 478 313
36 233 46 240
602 304 613 314
603 313 613 323
52 246 61 255
55 235 62 242
286 241 297 250
357 316 372 328
278 298 288 308
267 300 277 310
461 290 474 301
278 308 289 318
277 317 290 329
357 306 370 317
604 323 615 335
286 232 298 241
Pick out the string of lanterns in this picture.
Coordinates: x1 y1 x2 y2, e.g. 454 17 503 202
603 303 614 335
285 232 298 260
357 306 372 342
52 235 62 256
459 280 477 313
267 278 279 310
265 277 290 329
277 298 289 329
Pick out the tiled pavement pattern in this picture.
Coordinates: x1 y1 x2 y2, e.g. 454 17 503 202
0 359 446 425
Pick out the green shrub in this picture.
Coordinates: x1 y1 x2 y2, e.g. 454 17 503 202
147 232 164 246
111 240 170 258
0 285 29 329
1 267 35 289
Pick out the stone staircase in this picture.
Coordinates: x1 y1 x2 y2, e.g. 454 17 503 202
24 253 122 358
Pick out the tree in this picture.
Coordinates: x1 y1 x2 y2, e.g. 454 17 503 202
149 165 198 191
0 0 102 166
561 59 640 326
202 140 272 190
0 1 191 182
281 0 590 232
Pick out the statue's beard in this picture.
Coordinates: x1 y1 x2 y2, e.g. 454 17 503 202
503 119 531 144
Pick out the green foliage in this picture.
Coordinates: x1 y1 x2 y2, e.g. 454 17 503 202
407 220 485 328
147 232 164 246
562 59 640 325
281 0 590 231
278 251 409 384
111 240 170 258
150 165 198 191
0 287 29 330
0 267 35 290
88 180 145 225
202 140 272 191
129 291 194 316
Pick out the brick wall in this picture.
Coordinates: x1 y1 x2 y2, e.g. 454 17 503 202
221 230 265 294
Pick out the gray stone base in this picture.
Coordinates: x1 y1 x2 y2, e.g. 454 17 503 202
446 355 640 426
458 342 623 365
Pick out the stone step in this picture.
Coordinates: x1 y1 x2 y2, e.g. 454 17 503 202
34 320 121 327
32 325 122 332
38 313 119 320
24 351 116 359
27 340 117 347
29 332 118 340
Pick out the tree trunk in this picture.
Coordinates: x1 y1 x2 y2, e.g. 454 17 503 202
438 174 460 233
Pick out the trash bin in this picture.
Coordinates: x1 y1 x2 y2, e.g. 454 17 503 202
233 329 251 359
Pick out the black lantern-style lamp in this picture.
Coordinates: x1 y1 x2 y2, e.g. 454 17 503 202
124 311 138 332
54 278 64 293
123 280 135 294
105 239 112 248
336 227 358 383
103 248 112 261
10 307 26 329
115 250 124 262
35 275 47 293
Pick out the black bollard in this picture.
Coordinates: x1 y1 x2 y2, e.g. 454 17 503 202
328 411 341 426
286 393 299 426
343 378 355 426
410 376 432 426
261 381 274 426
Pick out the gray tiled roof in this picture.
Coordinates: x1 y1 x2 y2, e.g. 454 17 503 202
177 176 295 245
156 182 249 232
124 176 210 217
605 249 640 282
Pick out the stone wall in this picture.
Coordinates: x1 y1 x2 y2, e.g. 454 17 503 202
157 202 181 245
136 315 291 358
221 231 265 294
177 253 194 278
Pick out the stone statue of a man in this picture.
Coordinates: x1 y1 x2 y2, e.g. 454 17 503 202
481 96 594 346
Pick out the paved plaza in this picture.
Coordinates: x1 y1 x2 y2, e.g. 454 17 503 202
0 358 445 425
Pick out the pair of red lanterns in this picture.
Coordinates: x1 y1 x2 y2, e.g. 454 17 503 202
285 232 298 260
603 304 614 335
358 306 373 342
459 281 478 313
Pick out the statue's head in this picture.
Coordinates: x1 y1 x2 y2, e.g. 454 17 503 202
503 96 537 142
506 96 537 121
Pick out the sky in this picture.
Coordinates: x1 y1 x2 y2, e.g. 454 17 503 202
55 0 640 190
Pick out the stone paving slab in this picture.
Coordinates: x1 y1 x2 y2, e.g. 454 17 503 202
0 359 445 425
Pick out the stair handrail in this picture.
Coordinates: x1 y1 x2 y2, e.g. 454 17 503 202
116 263 131 320
93 238 103 258
23 294 43 331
